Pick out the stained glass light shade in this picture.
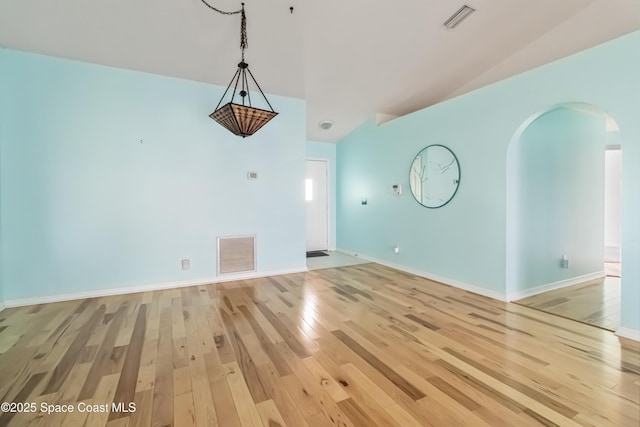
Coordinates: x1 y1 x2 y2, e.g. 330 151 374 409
210 102 278 138
210 61 278 138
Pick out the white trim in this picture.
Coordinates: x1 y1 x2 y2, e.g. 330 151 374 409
616 327 640 342
335 248 507 301
506 271 605 301
0 301 5 313
306 158 330 251
2 266 308 308
604 245 621 263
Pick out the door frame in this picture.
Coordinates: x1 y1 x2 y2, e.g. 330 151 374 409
604 144 622 265
306 158 330 251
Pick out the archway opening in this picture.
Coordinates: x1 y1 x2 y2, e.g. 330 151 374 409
506 102 622 331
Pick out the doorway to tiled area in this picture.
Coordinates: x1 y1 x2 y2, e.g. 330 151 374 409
306 251 371 271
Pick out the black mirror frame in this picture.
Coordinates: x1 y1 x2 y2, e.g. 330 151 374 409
409 144 461 209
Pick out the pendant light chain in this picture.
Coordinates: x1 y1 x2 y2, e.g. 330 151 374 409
200 0 247 59
240 7 247 61
198 0 240 16
203 0 278 137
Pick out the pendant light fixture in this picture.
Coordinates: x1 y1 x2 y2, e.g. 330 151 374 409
201 1 278 137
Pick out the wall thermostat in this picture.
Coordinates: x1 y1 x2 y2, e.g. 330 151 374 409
392 184 402 195
247 171 258 180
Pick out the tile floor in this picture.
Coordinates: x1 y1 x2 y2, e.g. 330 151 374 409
306 250 371 270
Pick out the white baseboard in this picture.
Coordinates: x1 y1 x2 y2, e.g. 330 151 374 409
616 327 640 342
335 248 507 301
2 266 308 308
506 271 605 301
0 301 5 313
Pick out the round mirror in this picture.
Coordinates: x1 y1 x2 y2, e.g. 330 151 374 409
409 145 460 208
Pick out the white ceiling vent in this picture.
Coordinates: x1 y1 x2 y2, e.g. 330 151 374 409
443 5 476 30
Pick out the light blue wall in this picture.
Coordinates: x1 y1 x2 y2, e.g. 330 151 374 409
337 117 506 295
306 140 336 250
0 49 307 301
337 30 640 331
0 85 3 307
513 106 605 291
0 51 4 308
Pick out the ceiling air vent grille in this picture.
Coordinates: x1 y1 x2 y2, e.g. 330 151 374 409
443 5 476 30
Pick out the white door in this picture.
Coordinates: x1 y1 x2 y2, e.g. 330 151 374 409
305 160 328 251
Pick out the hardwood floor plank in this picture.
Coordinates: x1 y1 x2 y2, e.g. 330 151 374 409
83 373 119 427
184 308 219 427
384 403 425 427
302 357 349 402
151 306 174 427
254 363 310 427
79 303 128 400
331 329 426 401
336 398 376 427
279 372 322 418
516 277 621 331
254 301 310 359
0 263 637 427
174 392 196 427
61 400 91 427
255 399 287 427
105 418 130 427
404 313 440 331
42 305 106 394
224 361 265 427
129 390 153 427
204 352 242 427
0 372 46 427
312 355 401 427
426 375 481 411
340 363 396 408
442 347 579 418
109 304 147 421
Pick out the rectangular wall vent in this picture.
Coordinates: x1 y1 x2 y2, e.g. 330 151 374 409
217 235 256 275
443 5 476 30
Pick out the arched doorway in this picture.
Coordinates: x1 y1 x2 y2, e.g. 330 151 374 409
506 102 622 330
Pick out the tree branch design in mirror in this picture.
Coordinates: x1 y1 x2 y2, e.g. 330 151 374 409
409 145 460 208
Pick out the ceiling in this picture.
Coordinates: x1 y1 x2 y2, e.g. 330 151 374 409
1 0 639 142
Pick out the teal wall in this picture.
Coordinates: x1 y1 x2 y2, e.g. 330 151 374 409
0 49 307 301
513 106 605 292
337 30 640 331
306 140 336 250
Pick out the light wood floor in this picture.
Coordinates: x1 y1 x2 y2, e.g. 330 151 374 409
0 263 638 427
516 276 621 331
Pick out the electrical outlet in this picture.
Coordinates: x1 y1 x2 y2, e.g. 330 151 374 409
394 244 400 254
182 257 190 270
560 255 569 269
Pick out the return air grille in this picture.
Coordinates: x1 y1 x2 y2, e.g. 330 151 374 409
443 5 476 30
217 235 256 275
